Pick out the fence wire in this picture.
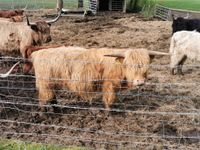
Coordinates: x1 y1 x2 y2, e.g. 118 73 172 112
0 56 200 149
0 0 97 15
154 4 200 21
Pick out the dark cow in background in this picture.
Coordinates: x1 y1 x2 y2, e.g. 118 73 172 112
172 15 200 34
0 9 24 18
0 9 24 22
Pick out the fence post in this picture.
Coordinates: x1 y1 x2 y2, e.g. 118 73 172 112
57 0 63 12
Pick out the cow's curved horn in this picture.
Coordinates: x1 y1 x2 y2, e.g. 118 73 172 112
171 14 178 20
22 4 28 11
184 13 190 19
0 61 21 78
26 12 61 26
148 50 170 56
46 11 62 24
104 53 125 58
26 15 36 26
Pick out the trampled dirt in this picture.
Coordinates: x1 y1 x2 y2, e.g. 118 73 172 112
0 12 200 149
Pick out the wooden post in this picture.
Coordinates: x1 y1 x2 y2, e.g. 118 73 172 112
109 0 112 11
56 0 63 12
123 0 127 13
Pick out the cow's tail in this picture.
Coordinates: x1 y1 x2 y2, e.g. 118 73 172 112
169 34 178 75
0 61 21 78
169 35 176 54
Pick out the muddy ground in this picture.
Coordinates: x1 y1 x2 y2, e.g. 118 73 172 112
0 12 200 149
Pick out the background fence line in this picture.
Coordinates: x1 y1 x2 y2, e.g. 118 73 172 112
154 4 200 20
0 0 98 16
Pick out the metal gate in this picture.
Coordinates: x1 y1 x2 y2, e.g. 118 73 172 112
60 0 97 16
154 4 171 21
83 0 97 14
110 0 124 11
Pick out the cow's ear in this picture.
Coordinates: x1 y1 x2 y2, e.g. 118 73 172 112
149 55 155 63
172 14 178 21
30 25 38 32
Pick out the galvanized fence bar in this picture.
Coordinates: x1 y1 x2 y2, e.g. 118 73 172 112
154 4 200 21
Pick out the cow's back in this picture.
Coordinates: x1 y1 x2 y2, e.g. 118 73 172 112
32 47 124 100
0 21 31 55
32 46 87 78
172 31 200 60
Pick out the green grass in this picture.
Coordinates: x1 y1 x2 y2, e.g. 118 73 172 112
0 0 79 9
140 0 200 17
0 0 200 11
157 0 200 11
0 138 88 150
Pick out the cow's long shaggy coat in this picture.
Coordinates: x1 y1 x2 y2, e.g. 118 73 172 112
31 47 150 109
0 20 51 57
170 30 200 74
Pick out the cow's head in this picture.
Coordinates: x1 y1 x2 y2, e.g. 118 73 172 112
171 14 191 34
26 13 61 44
14 10 24 16
105 49 169 87
172 17 187 34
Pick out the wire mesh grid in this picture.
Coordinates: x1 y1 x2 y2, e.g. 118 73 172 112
0 56 200 149
0 0 98 14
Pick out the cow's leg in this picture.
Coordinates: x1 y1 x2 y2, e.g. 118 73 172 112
50 97 61 113
38 85 55 112
170 51 185 75
23 62 32 74
20 44 30 58
102 81 116 110
177 55 187 75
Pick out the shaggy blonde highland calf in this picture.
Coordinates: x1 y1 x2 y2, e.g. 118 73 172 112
28 47 167 109
0 46 168 109
170 30 200 75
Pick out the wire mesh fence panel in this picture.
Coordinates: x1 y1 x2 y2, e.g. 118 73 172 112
0 0 56 10
83 0 97 14
0 56 200 149
154 4 171 21
0 0 98 15
110 0 124 11
63 0 79 9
